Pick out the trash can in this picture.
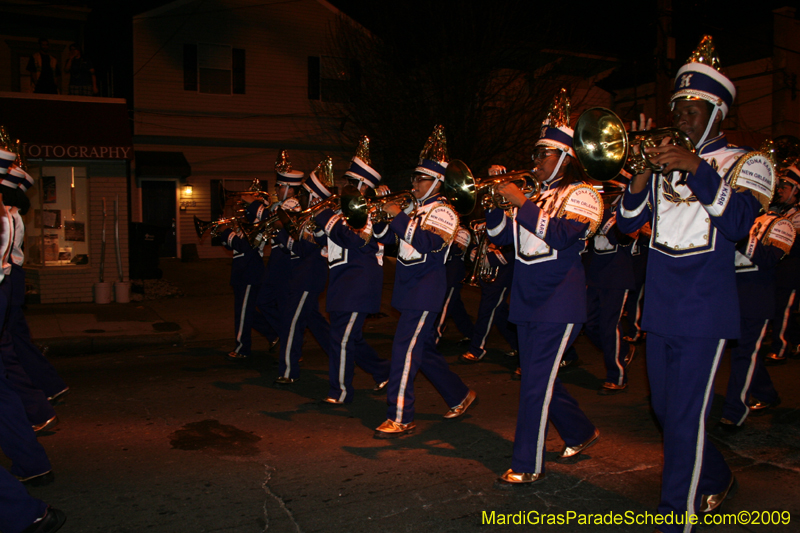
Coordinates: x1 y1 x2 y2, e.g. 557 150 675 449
129 223 166 279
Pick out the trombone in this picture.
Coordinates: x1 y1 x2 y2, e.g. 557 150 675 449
573 107 695 181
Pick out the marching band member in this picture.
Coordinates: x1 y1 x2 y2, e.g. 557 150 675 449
3 168 69 407
764 164 800 365
312 138 390 403
0 167 58 431
218 205 277 361
488 89 603 484
433 222 473 345
718 210 794 432
583 177 636 395
372 125 476 438
616 36 772 530
0 192 55 488
459 221 517 363
240 151 304 364
271 157 334 384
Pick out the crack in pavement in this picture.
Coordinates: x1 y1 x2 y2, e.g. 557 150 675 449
262 464 302 532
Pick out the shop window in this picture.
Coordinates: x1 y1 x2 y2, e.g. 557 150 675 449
23 166 89 267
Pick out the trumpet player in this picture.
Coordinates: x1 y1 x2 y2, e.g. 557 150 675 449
218 219 277 362
371 125 476 438
616 37 771 527
232 151 303 362
312 138 390 403
486 89 602 485
270 157 334 384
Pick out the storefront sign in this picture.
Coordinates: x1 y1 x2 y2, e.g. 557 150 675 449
25 144 132 160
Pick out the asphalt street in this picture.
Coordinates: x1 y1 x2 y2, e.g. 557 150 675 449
9 311 800 533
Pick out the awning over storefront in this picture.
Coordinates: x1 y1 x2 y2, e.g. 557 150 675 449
0 93 133 160
135 151 192 182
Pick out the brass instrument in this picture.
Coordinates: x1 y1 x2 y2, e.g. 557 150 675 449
340 191 417 230
445 160 540 214
573 107 695 182
287 195 342 236
463 220 498 287
193 215 240 241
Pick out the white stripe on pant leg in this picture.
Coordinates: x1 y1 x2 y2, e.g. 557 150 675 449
535 323 574 473
736 321 768 426
685 339 726 533
234 285 252 353
283 291 309 378
777 290 796 358
633 285 645 337
337 312 358 402
437 288 454 336
614 290 629 386
477 287 507 353
395 311 428 423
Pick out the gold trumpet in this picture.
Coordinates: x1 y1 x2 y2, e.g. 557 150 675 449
445 160 540 214
341 191 417 230
463 219 498 287
193 215 241 241
286 195 342 235
573 107 695 181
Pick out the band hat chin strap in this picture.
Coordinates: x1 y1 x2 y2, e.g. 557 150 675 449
697 105 720 148
417 175 444 203
546 150 569 183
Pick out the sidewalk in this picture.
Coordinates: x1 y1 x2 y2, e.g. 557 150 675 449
25 256 442 357
26 258 236 356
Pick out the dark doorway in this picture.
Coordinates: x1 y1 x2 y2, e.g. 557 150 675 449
141 180 177 257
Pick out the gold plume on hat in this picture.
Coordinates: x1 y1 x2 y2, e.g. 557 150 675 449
13 139 27 170
0 126 12 151
313 156 335 187
275 149 293 174
353 135 371 166
760 139 777 167
247 177 263 192
544 88 571 129
687 35 722 71
419 125 448 164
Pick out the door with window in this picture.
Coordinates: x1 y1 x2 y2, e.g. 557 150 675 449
141 180 177 257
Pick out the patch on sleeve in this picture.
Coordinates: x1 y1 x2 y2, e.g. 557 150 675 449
763 217 795 255
281 197 301 212
728 151 775 211
556 184 603 238
454 227 471 248
324 214 342 235
705 180 732 217
421 204 459 244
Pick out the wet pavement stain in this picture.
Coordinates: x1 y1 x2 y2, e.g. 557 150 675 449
169 419 261 456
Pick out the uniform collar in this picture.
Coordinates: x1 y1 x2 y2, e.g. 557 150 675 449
541 176 563 192
697 133 727 156
418 193 443 207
